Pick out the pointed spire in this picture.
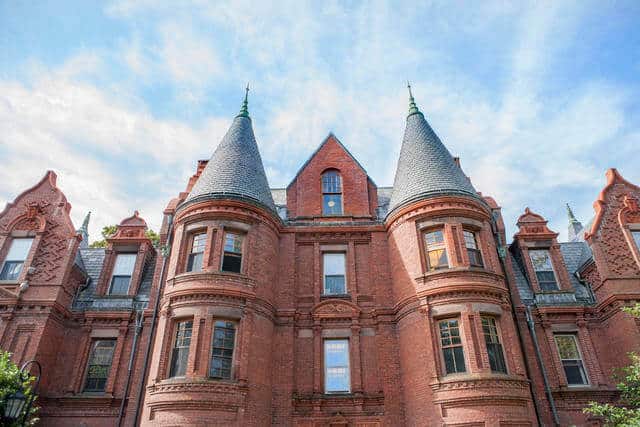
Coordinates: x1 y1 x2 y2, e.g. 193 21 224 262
237 83 250 118
566 203 584 242
77 211 91 249
388 87 478 217
407 81 422 117
184 88 276 214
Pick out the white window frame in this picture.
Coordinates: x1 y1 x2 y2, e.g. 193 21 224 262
109 253 137 295
554 333 589 386
528 249 559 291
324 338 351 393
322 252 347 295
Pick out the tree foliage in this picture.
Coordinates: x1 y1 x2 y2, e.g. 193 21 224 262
584 304 640 426
0 351 39 426
89 225 160 248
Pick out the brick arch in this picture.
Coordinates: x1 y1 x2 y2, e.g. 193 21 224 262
311 298 361 320
6 213 46 234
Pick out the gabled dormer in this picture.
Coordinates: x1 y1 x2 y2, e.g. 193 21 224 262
95 211 155 297
286 134 378 219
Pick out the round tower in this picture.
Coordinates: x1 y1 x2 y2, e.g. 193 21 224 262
385 86 536 426
142 90 280 426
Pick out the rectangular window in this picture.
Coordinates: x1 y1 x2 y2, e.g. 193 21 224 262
481 317 507 373
83 339 116 392
210 320 236 379
221 233 243 273
439 319 466 374
425 230 449 271
322 171 343 215
169 320 193 377
109 253 137 294
324 339 350 393
323 253 346 295
463 230 483 267
554 334 588 385
529 250 558 291
186 233 207 272
0 238 34 281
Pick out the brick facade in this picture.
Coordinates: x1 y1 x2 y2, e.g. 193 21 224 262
2 122 640 426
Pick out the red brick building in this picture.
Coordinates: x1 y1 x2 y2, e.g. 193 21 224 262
1 89 639 426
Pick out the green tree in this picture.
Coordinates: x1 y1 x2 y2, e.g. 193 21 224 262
89 225 160 248
0 351 39 426
584 304 640 426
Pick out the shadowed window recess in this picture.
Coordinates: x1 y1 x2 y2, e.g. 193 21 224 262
322 170 343 215
425 230 449 270
323 252 346 295
186 233 207 272
0 238 33 281
84 339 116 392
210 320 236 379
632 230 640 251
529 249 558 291
221 233 243 273
109 253 137 294
324 339 350 393
464 230 483 267
439 319 466 374
169 320 193 378
554 334 588 385
481 317 507 373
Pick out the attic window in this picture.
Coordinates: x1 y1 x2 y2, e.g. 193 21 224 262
0 238 33 281
529 249 558 291
322 171 343 215
109 253 137 295
632 230 640 251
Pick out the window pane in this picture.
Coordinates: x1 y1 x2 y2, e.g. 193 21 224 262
425 230 445 246
84 340 116 392
187 252 203 272
221 253 242 273
191 233 207 253
210 321 236 379
109 276 131 294
324 339 350 392
224 233 243 254
113 254 137 275
563 361 587 385
463 231 477 249
633 231 640 250
322 171 342 193
0 261 23 281
5 238 33 261
428 249 448 270
467 249 483 267
322 194 343 215
453 346 466 373
529 250 553 271
170 321 192 377
324 275 346 294
323 253 345 275
555 335 580 359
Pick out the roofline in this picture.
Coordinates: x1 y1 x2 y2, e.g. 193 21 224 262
176 192 282 223
385 189 487 221
286 133 375 189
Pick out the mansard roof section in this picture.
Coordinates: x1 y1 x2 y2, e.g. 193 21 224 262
287 133 372 188
388 108 479 217
183 114 276 214
585 168 640 240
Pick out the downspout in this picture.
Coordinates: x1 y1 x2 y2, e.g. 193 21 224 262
490 217 544 427
525 304 561 426
132 214 174 426
117 307 144 426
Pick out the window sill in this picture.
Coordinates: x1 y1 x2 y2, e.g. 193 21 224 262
320 293 351 301
0 280 20 285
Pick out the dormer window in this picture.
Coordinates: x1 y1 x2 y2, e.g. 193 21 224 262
186 232 207 272
0 238 33 281
463 230 483 267
632 230 640 251
424 230 449 271
221 232 243 273
529 249 558 291
109 253 137 295
322 170 343 215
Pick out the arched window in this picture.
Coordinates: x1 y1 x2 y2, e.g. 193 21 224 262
322 170 343 215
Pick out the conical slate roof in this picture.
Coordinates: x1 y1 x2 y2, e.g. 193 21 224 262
388 86 479 215
184 91 276 213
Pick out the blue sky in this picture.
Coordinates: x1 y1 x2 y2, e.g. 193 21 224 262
1 0 639 241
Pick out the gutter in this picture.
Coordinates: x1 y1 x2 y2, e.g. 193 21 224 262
117 307 144 426
490 217 544 427
132 214 174 426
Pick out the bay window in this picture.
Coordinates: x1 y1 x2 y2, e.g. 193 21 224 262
210 320 236 379
481 317 507 373
464 230 483 267
169 320 193 377
221 233 243 273
425 230 449 271
186 232 207 272
0 238 33 281
439 319 466 374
